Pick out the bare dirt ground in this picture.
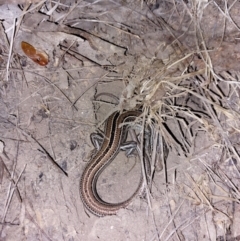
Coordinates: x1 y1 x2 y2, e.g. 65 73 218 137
1 1 240 240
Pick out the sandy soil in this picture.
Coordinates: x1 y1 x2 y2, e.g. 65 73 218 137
0 1 240 241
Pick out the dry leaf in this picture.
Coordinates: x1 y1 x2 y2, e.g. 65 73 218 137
21 41 49 66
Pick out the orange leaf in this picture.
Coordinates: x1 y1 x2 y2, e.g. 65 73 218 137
21 41 49 66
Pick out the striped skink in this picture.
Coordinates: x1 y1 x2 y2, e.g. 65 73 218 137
80 110 143 217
